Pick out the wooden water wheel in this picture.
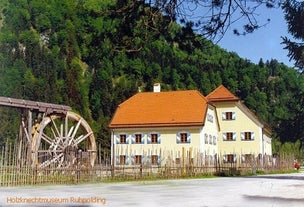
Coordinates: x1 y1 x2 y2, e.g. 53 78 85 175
0 96 96 169
31 111 96 168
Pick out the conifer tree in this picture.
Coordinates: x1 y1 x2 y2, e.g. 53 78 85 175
282 0 304 70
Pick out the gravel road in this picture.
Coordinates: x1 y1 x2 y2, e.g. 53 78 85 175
1 173 304 207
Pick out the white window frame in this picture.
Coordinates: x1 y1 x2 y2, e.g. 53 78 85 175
241 131 255 141
222 111 236 120
176 131 191 143
131 133 145 144
222 132 236 141
223 154 237 163
147 132 161 144
116 133 129 144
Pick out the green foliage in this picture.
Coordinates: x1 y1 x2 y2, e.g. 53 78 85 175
0 0 303 157
282 0 304 70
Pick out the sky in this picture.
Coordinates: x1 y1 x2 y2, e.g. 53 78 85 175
215 6 295 67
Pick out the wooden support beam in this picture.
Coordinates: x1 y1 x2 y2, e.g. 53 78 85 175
0 96 71 113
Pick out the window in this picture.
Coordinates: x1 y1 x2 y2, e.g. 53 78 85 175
132 133 144 144
175 158 181 165
207 113 213 122
151 155 159 165
213 136 217 145
226 132 233 141
181 133 188 143
222 112 235 120
135 155 142 165
120 155 126 165
148 133 160 144
223 132 236 141
204 134 208 144
151 134 158 143
224 154 237 163
226 112 233 120
241 154 253 163
177 132 191 143
116 155 128 165
241 132 255 141
116 133 128 144
209 135 212 144
135 134 142 143
120 134 127 144
245 132 251 140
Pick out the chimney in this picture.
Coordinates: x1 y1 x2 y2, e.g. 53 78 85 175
153 83 161 92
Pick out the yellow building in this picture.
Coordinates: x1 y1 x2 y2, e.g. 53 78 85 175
109 84 272 167
206 85 272 165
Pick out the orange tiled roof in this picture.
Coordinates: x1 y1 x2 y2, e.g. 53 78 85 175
109 90 208 128
206 85 239 102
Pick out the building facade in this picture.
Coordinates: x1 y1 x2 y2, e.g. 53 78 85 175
109 85 272 167
207 85 272 165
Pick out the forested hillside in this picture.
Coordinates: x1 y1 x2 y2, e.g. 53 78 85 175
0 0 303 155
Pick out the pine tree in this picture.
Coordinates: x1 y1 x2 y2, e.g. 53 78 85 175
282 0 304 70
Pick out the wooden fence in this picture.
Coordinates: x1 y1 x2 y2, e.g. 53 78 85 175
0 141 295 186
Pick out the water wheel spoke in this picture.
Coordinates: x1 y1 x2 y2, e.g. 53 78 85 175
57 154 66 168
41 133 54 145
73 132 93 146
64 125 75 145
50 116 61 138
71 119 82 140
39 152 64 168
67 120 83 146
